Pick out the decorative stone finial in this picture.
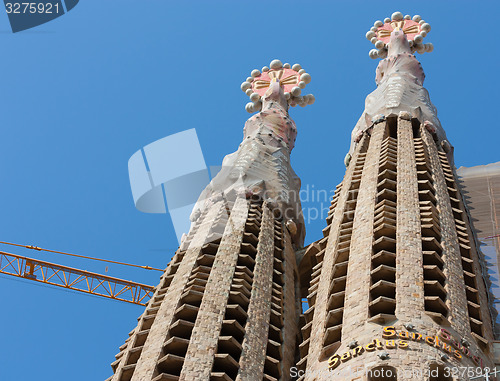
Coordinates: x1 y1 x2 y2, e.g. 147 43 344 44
240 59 315 113
366 12 433 59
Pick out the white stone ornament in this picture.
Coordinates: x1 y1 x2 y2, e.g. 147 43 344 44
245 89 253 96
375 40 385 49
241 82 251 92
292 63 301 71
261 66 269 72
291 87 301 96
421 23 431 32
245 102 254 113
391 11 403 21
413 15 422 22
283 63 291 69
298 69 306 75
270 59 283 69
298 81 306 89
366 31 376 40
307 94 315 104
384 17 391 23
414 34 423 44
246 77 253 83
250 93 260 102
374 20 383 27
371 37 378 44
369 49 379 59
251 69 260 77
300 73 311 84
371 26 377 32
404 14 411 20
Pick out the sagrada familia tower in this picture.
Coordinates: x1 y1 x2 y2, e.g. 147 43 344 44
108 12 498 381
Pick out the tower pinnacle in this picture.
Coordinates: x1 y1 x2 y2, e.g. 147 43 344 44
348 13 451 165
241 59 315 113
366 12 433 59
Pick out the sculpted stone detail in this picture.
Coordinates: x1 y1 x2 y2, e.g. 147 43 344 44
349 13 452 161
191 60 315 246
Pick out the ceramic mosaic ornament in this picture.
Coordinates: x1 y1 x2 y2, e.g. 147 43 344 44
366 12 433 59
241 59 315 112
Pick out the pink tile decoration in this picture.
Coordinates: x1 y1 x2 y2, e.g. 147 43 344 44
251 68 300 96
376 20 421 43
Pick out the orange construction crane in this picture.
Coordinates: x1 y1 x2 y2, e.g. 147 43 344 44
0 250 156 306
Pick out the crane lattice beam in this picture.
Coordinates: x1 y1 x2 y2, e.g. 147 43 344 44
0 250 155 306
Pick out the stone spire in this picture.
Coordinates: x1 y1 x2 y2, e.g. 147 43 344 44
297 12 496 381
347 12 452 165
191 59 315 246
108 59 314 381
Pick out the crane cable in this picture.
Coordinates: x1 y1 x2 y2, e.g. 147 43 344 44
0 240 164 272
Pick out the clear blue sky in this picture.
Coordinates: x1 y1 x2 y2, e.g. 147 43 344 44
1 1 499 380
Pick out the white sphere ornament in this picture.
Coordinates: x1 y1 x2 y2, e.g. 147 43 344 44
261 66 269 72
419 20 425 25
425 43 434 52
414 34 423 44
413 15 422 22
384 17 391 23
245 89 253 96
420 30 427 37
391 12 403 21
378 49 387 58
253 101 262 111
283 63 291 69
300 73 311 84
284 92 291 100
250 93 260 102
371 37 378 44
371 26 378 32
270 59 283 69
291 87 301 96
292 63 302 71
416 44 425 54
251 69 260 77
298 69 306 74
369 49 379 59
245 102 254 113
307 94 315 105
246 77 253 83
241 81 251 92
366 31 376 40
404 14 411 20
374 20 383 27
375 40 385 49
421 23 431 32
409 40 414 47
298 81 306 89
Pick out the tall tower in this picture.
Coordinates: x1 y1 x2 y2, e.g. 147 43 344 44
108 60 314 381
297 12 496 380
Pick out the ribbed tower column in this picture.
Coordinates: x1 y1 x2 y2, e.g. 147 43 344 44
299 12 495 381
107 59 315 381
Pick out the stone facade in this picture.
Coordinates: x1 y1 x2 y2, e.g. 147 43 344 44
108 17 497 381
